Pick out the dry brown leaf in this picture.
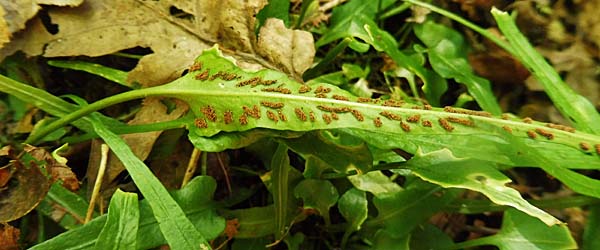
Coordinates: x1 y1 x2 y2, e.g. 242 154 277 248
1 0 315 86
257 18 315 79
0 0 83 47
537 42 600 107
0 224 20 250
578 0 600 50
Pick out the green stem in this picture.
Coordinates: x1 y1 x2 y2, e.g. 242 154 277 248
25 87 161 144
402 0 515 55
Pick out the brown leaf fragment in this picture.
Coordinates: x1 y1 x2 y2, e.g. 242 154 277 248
257 18 315 79
0 224 20 250
224 218 240 239
0 156 50 222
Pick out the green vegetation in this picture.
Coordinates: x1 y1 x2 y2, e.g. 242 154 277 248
0 0 599 249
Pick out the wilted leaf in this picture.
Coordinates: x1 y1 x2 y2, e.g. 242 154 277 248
0 152 50 222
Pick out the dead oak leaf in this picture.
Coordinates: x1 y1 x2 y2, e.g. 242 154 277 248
1 0 315 86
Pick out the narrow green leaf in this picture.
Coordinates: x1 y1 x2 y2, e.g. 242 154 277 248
491 8 600 134
17 47 600 171
94 189 139 250
293 179 339 223
272 143 291 239
47 60 132 88
414 21 501 115
407 148 561 226
454 209 576 250
583 205 600 250
90 116 210 250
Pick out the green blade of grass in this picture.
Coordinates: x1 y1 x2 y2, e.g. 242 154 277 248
491 8 600 134
90 115 211 250
47 60 132 88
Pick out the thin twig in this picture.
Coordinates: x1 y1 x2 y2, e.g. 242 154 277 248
182 147 202 187
216 153 232 195
85 144 109 223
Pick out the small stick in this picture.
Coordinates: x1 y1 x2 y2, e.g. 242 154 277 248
86 144 109 223
182 148 202 187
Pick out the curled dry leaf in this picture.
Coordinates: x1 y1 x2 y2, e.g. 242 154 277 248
257 18 315 79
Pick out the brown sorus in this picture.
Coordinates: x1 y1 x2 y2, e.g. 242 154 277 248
315 93 327 98
579 142 591 151
194 118 208 128
298 85 312 93
535 128 554 140
189 61 202 72
406 114 421 123
239 114 248 125
526 130 537 139
501 113 510 120
201 105 217 122
195 70 210 81
595 144 600 155
309 111 316 122
373 117 383 127
295 108 307 121
261 87 292 94
443 106 492 117
317 105 351 113
210 71 239 81
224 111 233 124
546 123 576 133
242 105 261 119
236 77 262 87
331 113 339 120
382 99 404 107
447 117 474 126
322 114 332 124
423 104 432 110
267 110 278 122
278 110 287 121
332 95 349 101
400 121 411 132
422 120 432 127
351 109 364 121
522 117 533 124
379 111 402 121
260 101 284 109
261 79 277 85
502 125 513 134
438 118 454 132
315 86 332 93
356 97 372 103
